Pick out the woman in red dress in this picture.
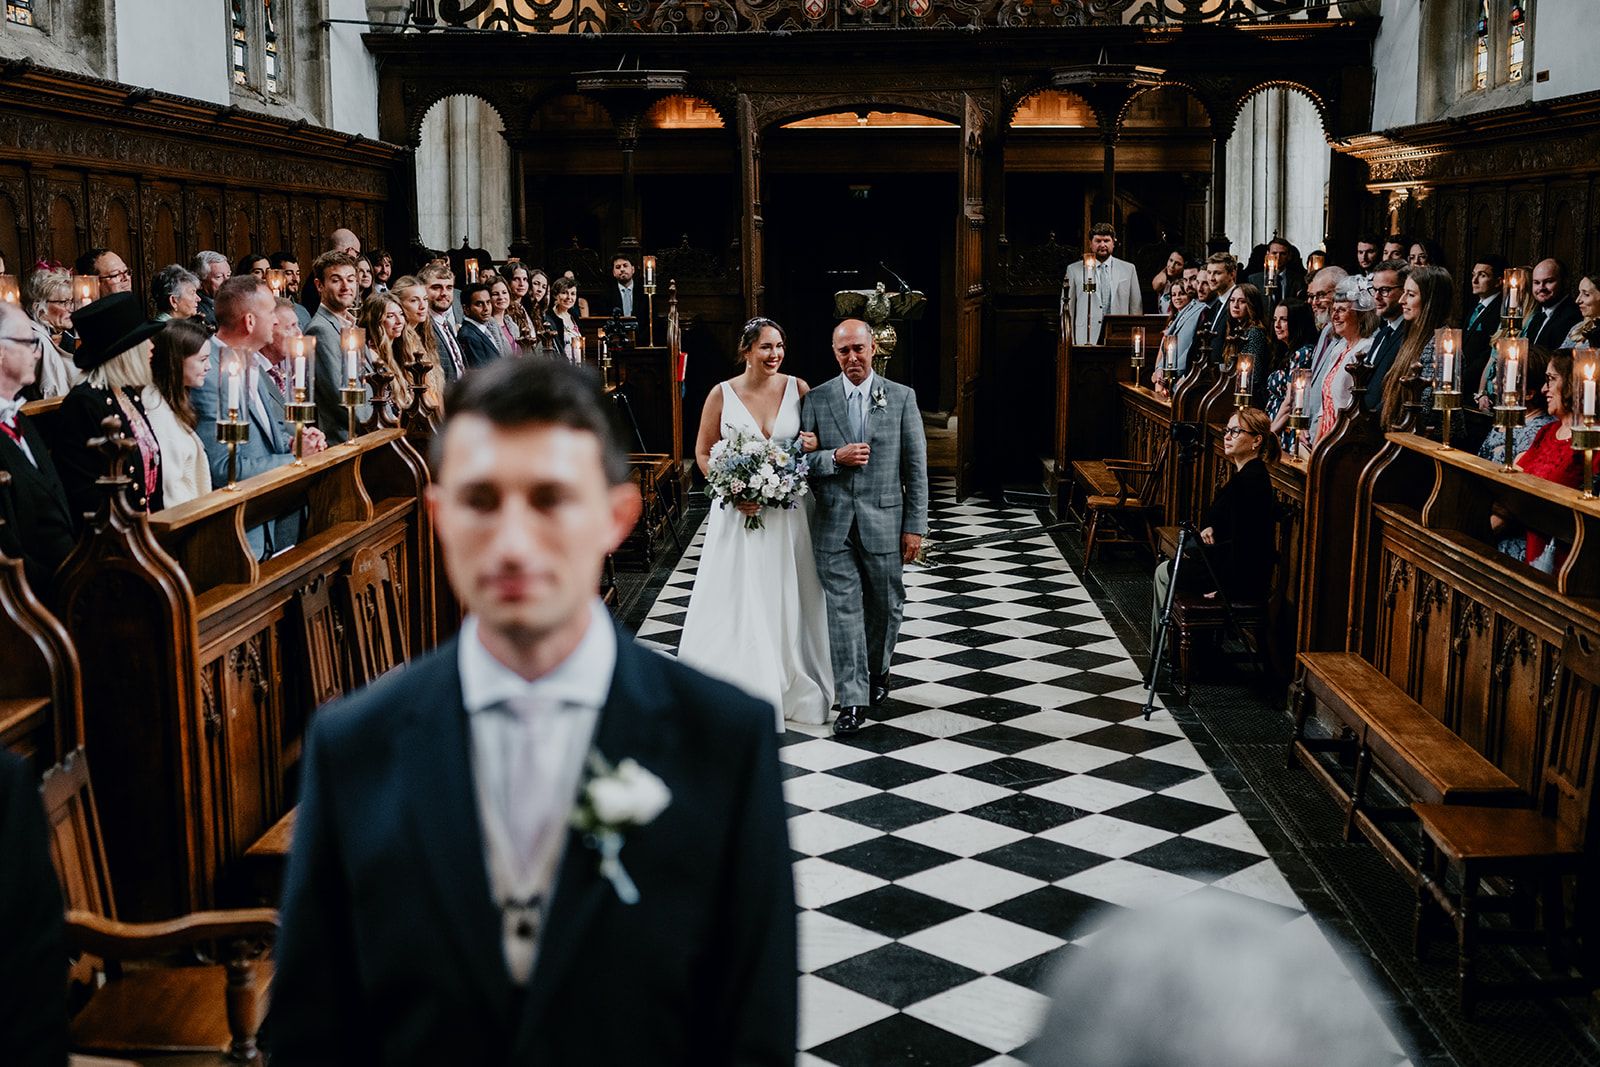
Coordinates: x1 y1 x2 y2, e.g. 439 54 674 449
1499 348 1591 571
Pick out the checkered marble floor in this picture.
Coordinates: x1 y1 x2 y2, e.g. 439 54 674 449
637 477 1406 1065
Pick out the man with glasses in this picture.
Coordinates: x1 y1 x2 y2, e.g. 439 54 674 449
73 248 134 295
0 302 75 593
1362 260 1408 412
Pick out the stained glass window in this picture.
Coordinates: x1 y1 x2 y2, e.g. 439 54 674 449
232 0 249 86
1474 0 1490 91
5 0 35 27
1507 2 1526 83
264 0 280 94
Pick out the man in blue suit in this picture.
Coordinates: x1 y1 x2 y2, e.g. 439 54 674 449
191 275 325 558
268 358 796 1065
456 281 503 371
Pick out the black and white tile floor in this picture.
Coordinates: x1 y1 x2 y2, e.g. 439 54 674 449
638 478 1407 1066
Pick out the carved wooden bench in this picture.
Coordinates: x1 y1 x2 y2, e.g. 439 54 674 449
1290 651 1522 877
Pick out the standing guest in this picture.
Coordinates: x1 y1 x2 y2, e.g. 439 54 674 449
1061 222 1143 346
355 256 376 304
1196 251 1239 366
329 228 361 256
1150 248 1187 314
546 275 582 363
1380 265 1454 430
25 267 82 399
1265 301 1317 448
150 264 202 323
1523 258 1581 348
1246 236 1303 305
55 292 166 517
0 301 76 592
1465 253 1506 410
1361 260 1408 412
1381 234 1410 263
305 250 368 442
1492 350 1589 572
600 251 639 318
191 250 230 329
370 248 393 293
1407 239 1444 271
501 264 537 348
1559 271 1599 349
488 276 519 357
0 748 67 1067
270 251 313 330
420 263 466 384
74 248 134 294
144 319 213 507
1310 276 1377 445
234 253 270 280
1353 234 1380 277
457 282 503 370
267 357 796 1065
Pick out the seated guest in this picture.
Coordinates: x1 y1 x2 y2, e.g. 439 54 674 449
488 275 518 358
1246 236 1303 305
1360 260 1408 413
1152 406 1280 644
191 250 230 329
1196 252 1238 366
358 292 408 419
1492 349 1590 572
1354 233 1380 277
418 263 466 384
501 263 537 350
56 292 166 517
355 255 376 304
1407 238 1444 271
527 266 551 323
457 281 503 370
1380 264 1454 430
1265 300 1317 447
193 275 326 557
144 319 213 507
1223 282 1270 406
1300 266 1350 439
269 250 313 330
1479 341 1554 470
73 248 134 294
234 252 270 280
387 276 446 424
1559 271 1599 349
1467 254 1508 411
0 301 75 591
546 274 582 362
1309 275 1376 446
1524 258 1581 348
305 250 369 442
369 248 393 293
24 267 81 400
150 263 201 322
1381 234 1410 263
1151 248 1187 313
600 250 639 318
1154 271 1208 391
562 269 592 319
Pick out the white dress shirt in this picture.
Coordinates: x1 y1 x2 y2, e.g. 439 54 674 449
458 599 616 984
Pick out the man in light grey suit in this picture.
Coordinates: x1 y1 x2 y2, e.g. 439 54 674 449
1061 222 1144 346
304 249 370 443
800 319 929 735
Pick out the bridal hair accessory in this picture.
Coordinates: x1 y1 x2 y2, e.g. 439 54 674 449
571 752 671 905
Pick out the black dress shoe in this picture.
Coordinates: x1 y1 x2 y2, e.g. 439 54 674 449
870 674 890 708
833 706 867 735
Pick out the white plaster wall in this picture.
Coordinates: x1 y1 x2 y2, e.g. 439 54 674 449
416 96 512 257
1224 90 1330 256
114 0 229 105
327 0 380 138
1371 0 1420 129
1532 1 1600 102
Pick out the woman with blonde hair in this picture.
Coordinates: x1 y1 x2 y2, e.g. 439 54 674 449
362 287 443 426
1380 264 1454 430
25 267 82 399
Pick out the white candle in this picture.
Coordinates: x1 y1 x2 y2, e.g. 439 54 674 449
1132 329 1143 359
227 366 242 414
1294 381 1306 412
1505 357 1519 396
1238 360 1251 391
1443 351 1455 389
1585 372 1596 418
1508 281 1520 313
346 349 358 383
294 354 306 390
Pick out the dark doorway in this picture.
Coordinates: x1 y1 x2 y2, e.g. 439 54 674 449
763 170 955 413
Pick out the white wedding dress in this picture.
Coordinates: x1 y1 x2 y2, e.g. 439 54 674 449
677 376 835 729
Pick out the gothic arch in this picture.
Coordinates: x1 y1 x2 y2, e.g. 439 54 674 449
404 88 514 148
1227 80 1335 144
1008 87 1101 130
1115 82 1213 133
753 90 975 135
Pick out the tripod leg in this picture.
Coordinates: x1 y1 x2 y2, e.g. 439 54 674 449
1143 537 1186 720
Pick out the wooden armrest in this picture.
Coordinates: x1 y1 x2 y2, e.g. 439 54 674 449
1102 458 1155 473
66 908 279 960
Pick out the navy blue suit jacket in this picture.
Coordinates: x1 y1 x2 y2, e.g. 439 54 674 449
266 625 797 1066
457 320 502 371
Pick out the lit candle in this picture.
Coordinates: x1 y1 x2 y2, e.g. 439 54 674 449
294 354 306 391
266 269 285 297
465 258 479 284
1264 253 1279 287
1585 362 1596 419
643 255 656 289
340 327 365 383
0 275 18 304
226 362 242 415
599 329 608 363
346 349 358 383
1131 328 1144 361
574 335 585 363
1238 360 1251 392
1505 355 1519 396
1294 380 1307 413
1163 336 1177 372
1444 350 1455 389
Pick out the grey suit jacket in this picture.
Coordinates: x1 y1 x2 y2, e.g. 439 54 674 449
800 375 928 555
191 342 300 558
1061 255 1143 346
305 305 371 443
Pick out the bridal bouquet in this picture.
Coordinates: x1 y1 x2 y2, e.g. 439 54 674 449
706 429 811 530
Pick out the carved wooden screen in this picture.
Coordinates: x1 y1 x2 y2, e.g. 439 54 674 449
738 94 764 317
953 93 986 498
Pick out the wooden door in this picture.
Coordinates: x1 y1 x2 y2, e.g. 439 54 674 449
738 93 764 317
953 94 986 499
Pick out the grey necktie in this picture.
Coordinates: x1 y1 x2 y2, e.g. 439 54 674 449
848 389 865 441
620 286 632 317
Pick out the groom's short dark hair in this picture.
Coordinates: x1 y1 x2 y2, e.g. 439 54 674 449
439 358 631 485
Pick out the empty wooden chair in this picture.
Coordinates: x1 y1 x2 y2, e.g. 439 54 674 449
44 748 278 1062
1079 437 1169 565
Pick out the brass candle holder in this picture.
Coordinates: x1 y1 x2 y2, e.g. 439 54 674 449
642 254 657 347
1434 388 1461 452
1492 336 1528 472
339 326 367 442
1433 328 1463 451
1130 327 1145 384
1285 367 1311 459
1572 421 1599 500
1233 358 1254 410
216 355 251 489
284 339 315 464
1574 352 1599 499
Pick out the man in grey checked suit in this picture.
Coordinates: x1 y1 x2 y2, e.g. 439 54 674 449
800 318 929 735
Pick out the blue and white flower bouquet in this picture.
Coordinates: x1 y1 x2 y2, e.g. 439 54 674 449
705 428 811 530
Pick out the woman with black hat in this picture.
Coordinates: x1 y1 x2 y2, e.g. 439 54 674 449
54 291 166 518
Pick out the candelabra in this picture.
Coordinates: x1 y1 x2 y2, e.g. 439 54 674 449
285 388 317 466
216 354 252 489
340 326 367 442
1233 357 1253 410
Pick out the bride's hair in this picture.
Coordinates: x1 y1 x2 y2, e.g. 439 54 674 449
737 317 786 361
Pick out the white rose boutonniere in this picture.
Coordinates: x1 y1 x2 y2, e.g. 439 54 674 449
871 386 888 411
571 753 671 905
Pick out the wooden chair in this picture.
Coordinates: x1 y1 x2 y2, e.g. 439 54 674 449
1080 437 1169 566
342 544 408 686
44 748 278 1062
620 454 682 568
1413 628 1600 1015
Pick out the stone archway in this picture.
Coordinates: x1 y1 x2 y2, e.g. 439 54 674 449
414 93 514 258
1224 83 1334 257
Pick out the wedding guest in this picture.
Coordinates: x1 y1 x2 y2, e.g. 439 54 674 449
599 251 639 318
356 255 376 304
150 263 201 322
269 250 313 330
358 290 409 420
1223 282 1269 405
56 292 166 517
1479 342 1554 469
1151 248 1187 313
234 252 270 280
457 282 503 370
420 263 466 384
1246 236 1303 305
488 276 519 358
1353 234 1380 277
261 297 305 393
192 250 230 329
268 356 796 1065
1299 266 1350 437
0 301 76 592
1155 270 1209 389
1195 251 1238 365
144 319 213 507
1361 260 1408 413
1381 265 1454 431
0 749 67 1067
1265 300 1316 447
387 275 446 424
500 264 536 348
1492 349 1590 572
370 248 393 292
1309 276 1377 445
74 248 133 294
527 266 551 322
1559 271 1599 349
1062 222 1143 346
25 267 81 399
1381 234 1410 263
546 275 582 362
305 250 368 441
1524 258 1581 348
560 270 591 319
329 228 361 256
1407 238 1444 271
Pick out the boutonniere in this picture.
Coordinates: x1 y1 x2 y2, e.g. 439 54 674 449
871 386 887 411
571 752 672 905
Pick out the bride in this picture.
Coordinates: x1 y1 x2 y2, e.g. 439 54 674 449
676 317 835 729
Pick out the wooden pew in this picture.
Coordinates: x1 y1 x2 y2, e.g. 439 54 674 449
53 423 434 921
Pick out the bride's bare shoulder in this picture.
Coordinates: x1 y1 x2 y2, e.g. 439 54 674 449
794 376 812 397
700 381 726 414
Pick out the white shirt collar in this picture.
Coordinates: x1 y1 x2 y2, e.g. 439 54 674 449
459 599 617 714
469 317 497 337
1479 294 1498 308
843 372 876 400
432 310 455 326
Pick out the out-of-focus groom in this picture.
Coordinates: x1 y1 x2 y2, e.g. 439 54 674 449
267 358 796 1065
802 318 929 735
